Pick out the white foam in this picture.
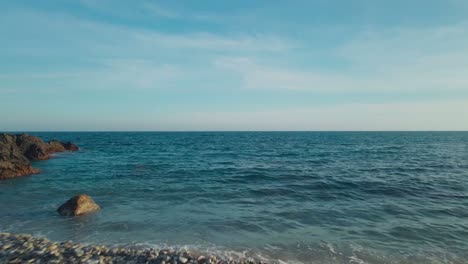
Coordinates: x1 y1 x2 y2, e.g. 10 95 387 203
348 255 369 264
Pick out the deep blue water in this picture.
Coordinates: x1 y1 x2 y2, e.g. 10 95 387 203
1 132 468 263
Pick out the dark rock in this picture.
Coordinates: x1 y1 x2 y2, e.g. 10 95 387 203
62 142 79 151
48 140 67 152
0 134 39 180
48 140 79 152
16 133 51 160
15 134 79 160
0 133 79 180
57 194 101 216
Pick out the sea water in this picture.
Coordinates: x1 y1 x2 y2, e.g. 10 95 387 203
0 132 467 263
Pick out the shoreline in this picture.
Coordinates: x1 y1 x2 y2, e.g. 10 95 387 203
0 233 265 264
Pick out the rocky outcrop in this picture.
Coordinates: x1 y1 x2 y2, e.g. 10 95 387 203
0 133 79 180
0 134 40 180
57 194 101 216
48 140 79 153
16 134 52 160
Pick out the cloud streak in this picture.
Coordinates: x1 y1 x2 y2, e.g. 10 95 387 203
4 7 468 93
214 22 468 92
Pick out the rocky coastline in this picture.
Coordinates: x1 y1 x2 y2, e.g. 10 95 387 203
0 133 78 180
0 233 265 264
0 135 267 263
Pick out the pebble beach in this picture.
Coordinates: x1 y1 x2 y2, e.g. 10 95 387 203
0 233 265 264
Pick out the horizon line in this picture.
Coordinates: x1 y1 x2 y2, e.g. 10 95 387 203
2 130 468 133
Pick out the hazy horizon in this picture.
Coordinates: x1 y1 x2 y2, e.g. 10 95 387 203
2 130 468 133
2 0 468 131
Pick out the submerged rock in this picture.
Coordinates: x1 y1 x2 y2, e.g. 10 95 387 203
0 133 78 180
57 194 101 216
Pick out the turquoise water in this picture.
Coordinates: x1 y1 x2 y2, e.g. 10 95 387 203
1 132 467 263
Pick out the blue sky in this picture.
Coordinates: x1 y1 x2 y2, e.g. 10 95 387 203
1 0 468 131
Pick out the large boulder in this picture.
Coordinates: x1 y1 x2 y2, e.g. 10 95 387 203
57 194 101 216
0 133 79 180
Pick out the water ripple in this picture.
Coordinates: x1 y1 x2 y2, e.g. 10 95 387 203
1 132 468 263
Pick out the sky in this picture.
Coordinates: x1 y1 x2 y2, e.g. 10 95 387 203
1 0 468 131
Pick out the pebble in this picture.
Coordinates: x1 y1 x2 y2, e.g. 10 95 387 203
74 248 84 257
2 244 11 250
48 244 57 251
0 232 267 264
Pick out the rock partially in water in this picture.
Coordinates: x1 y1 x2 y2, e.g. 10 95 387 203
0 133 79 180
57 194 101 217
61 141 79 151
16 134 51 160
48 140 79 152
48 140 67 152
0 134 40 180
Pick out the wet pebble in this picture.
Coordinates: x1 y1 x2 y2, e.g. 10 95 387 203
74 248 84 257
0 232 267 264
2 244 11 250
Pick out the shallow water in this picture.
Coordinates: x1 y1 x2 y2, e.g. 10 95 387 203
1 132 467 263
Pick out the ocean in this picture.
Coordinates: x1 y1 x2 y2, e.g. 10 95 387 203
0 132 467 263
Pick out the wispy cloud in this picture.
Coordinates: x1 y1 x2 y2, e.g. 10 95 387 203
214 57 346 91
2 1 468 130
3 6 468 94
91 59 184 90
142 2 180 19
133 31 292 52
214 22 468 92
0 60 190 92
0 7 292 58
0 7 293 93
